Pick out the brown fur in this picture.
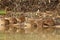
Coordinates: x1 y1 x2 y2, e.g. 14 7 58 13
10 17 17 24
43 17 55 26
18 14 25 23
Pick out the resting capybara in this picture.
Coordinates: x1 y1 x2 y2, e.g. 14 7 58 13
43 17 55 26
43 17 55 32
4 19 10 31
9 17 17 24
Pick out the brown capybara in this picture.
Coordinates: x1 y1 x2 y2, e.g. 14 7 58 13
10 17 17 24
43 17 55 26
18 14 25 23
3 19 10 32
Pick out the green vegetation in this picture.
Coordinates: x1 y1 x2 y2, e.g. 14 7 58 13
0 10 6 15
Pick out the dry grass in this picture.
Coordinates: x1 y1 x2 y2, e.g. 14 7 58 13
0 28 59 40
